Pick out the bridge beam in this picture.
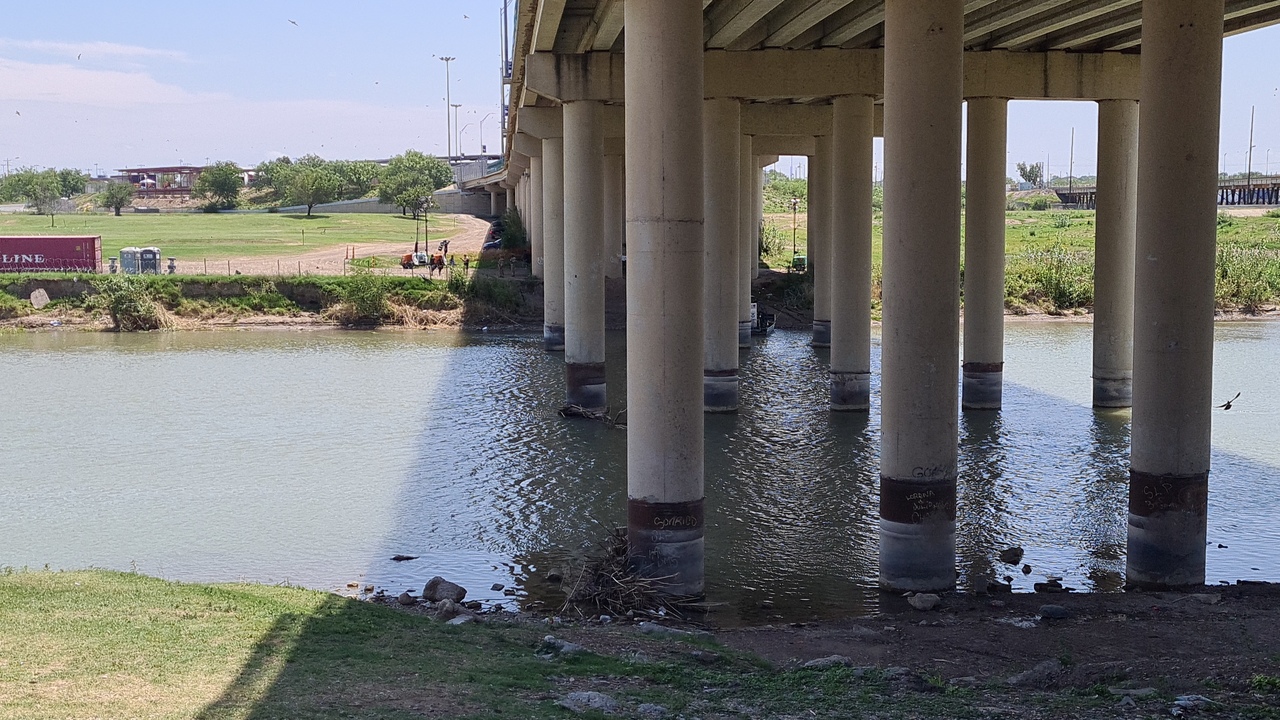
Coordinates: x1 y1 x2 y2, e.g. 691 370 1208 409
962 96 1009 411
879 0 963 593
625 0 706 597
1093 99 1139 408
1128 0 1223 589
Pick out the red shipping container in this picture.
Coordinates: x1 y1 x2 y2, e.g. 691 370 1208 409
0 236 102 273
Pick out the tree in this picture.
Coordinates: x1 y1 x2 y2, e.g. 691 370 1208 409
378 150 453 219
23 170 63 226
193 161 244 209
98 182 136 216
1016 161 1043 188
331 160 382 199
286 166 341 216
57 168 88 197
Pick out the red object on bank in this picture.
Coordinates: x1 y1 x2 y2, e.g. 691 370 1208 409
0 236 102 273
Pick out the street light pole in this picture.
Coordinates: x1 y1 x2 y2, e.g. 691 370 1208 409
478 112 495 154
459 123 474 156
451 104 462 157
440 56 456 159
1246 105 1255 190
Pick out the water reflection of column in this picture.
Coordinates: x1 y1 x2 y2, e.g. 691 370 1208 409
956 412 1011 589
625 0 706 597
879 0 963 592
1129 0 1221 589
1078 410 1130 591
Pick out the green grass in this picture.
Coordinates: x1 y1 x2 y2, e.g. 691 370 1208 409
0 212 458 260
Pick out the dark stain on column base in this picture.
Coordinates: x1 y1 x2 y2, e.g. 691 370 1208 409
961 362 1002 410
544 324 565 352
628 497 705 597
565 361 607 411
1126 469 1209 589
703 369 739 413
738 321 752 349
811 320 831 348
830 370 870 411
1093 376 1133 408
880 475 958 524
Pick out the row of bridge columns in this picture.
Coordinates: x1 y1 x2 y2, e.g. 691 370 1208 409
511 0 1223 595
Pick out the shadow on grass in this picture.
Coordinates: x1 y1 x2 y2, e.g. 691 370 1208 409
282 214 332 220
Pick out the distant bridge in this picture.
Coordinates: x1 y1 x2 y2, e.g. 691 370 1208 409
1057 175 1280 208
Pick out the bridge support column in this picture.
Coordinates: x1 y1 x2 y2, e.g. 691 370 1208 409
704 98 741 412
530 156 544 279
753 164 764 279
879 0 963 592
810 134 832 347
1128 0 1222 589
625 0 705 597
563 100 607 410
830 94 875 411
962 97 1009 411
739 134 754 348
490 190 500 217
1093 99 1139 408
542 137 566 351
505 186 514 216
604 153 626 279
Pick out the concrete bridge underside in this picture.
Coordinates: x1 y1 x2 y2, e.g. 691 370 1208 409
497 0 1279 597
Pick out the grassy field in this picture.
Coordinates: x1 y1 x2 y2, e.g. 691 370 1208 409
0 212 458 260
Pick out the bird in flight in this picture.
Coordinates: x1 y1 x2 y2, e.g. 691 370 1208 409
14 111 19 116
77 53 82 59
1216 392 1241 410
463 14 470 19
288 19 299 26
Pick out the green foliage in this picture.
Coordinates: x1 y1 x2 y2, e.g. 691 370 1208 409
499 207 528 251
286 166 342 216
0 290 27 319
98 182 136 216
57 168 88 197
1217 211 1238 228
1264 208 1280 219
251 155 383 206
1016 161 1043 187
329 159 382 198
1216 246 1280 311
1250 674 1280 692
1029 196 1052 211
339 268 388 323
379 150 454 218
763 169 807 213
88 274 171 331
1051 213 1071 228
1004 246 1094 313
193 161 244 209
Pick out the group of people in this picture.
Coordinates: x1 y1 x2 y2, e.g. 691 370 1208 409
425 254 453 277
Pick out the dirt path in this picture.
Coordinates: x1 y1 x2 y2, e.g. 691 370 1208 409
170 214 493 276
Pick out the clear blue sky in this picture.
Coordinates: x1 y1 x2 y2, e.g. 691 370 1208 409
0 2 1276 180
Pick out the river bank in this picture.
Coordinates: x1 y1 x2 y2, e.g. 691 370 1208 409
3 569 1278 719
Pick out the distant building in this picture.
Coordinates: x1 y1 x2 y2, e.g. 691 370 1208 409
115 165 248 199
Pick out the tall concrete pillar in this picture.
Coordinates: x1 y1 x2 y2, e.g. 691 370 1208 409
506 186 514 216
542 137 566 351
490 190 500 217
962 97 1009 411
625 0 705 597
747 163 757 279
810 135 832 347
563 101 607 410
1128 0 1223 589
880 0 963 592
604 153 626 279
1093 99 1139 408
738 134 754 348
704 98 741 412
830 95 875 411
530 156 544 279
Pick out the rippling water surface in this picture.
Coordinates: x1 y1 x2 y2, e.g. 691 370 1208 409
2 322 1277 624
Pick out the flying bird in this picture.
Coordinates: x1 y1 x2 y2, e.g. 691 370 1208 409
14 111 19 116
463 14 469 19
288 19 299 26
1216 392 1241 410
77 53 82 59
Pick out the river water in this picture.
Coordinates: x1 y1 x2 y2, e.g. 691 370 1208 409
2 322 1277 624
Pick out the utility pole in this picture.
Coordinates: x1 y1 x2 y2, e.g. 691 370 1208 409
440 56 456 159
1068 127 1075 195
451 104 463 157
1247 105 1256 189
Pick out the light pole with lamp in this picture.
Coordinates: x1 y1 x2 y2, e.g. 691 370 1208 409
451 104 462 158
459 123 474 157
440 56 456 158
478 112 495 153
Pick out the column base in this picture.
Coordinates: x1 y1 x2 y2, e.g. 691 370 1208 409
961 362 1003 410
830 370 871 411
628 497 705 597
566 362 607 411
703 370 739 413
878 475 957 592
1093 375 1133 408
1126 469 1208 589
811 320 831 348
544 324 565 352
738 320 752 349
